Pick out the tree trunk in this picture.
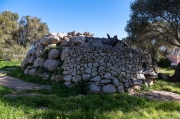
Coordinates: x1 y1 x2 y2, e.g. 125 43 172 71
170 62 180 82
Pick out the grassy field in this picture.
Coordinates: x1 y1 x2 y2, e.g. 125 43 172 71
0 61 180 118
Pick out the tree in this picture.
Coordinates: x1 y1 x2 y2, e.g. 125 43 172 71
125 0 180 47
0 11 49 60
125 0 180 82
0 11 19 47
17 16 49 47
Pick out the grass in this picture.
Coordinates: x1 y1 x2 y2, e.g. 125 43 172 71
1 61 180 118
148 67 180 94
0 93 180 118
0 60 21 70
0 85 13 95
158 67 175 75
150 79 180 94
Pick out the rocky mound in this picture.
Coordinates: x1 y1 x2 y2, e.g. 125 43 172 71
22 31 158 93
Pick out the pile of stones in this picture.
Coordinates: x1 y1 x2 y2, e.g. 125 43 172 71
22 31 158 93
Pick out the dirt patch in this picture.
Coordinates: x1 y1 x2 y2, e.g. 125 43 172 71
130 90 180 102
0 76 51 91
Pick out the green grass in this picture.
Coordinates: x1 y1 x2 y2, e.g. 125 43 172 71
150 79 180 94
1 62 180 118
158 67 175 75
0 93 180 119
0 60 21 70
149 67 180 94
0 85 13 95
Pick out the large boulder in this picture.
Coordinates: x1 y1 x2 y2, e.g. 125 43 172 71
43 59 61 71
48 49 60 59
33 57 45 67
102 84 116 93
89 82 100 93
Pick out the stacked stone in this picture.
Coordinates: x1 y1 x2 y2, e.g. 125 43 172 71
22 32 158 93
21 31 94 80
61 44 157 93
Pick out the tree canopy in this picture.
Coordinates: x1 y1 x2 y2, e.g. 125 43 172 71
125 0 180 47
0 11 49 60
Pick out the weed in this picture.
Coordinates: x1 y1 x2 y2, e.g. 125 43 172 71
74 78 90 94
54 67 64 75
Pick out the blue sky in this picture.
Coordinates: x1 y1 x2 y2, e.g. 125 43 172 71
0 0 133 39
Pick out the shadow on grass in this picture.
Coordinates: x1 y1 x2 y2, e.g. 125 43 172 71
0 66 20 71
1 92 180 118
7 67 52 85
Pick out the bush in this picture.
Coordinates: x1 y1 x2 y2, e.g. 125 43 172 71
158 57 171 68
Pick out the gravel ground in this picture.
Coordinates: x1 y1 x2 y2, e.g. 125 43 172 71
0 76 51 91
130 90 180 102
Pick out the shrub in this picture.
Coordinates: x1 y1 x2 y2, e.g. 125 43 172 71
158 57 171 68
74 78 90 94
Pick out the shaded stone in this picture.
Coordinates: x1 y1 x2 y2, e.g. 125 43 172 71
24 68 29 74
89 82 100 93
82 74 91 80
48 49 60 59
112 77 120 87
62 71 69 75
28 56 36 63
64 75 72 82
34 57 45 67
43 59 61 71
104 73 112 79
102 84 116 93
88 63 93 68
98 66 105 72
117 84 124 93
90 76 101 82
92 72 98 77
85 68 91 74
93 63 99 67
100 79 111 84
29 68 36 75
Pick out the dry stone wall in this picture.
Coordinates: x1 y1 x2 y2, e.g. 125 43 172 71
22 32 158 93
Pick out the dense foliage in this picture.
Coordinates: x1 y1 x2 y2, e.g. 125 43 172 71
158 57 171 68
125 0 180 49
0 11 49 60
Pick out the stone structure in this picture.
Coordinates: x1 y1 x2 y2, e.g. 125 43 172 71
22 31 158 93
